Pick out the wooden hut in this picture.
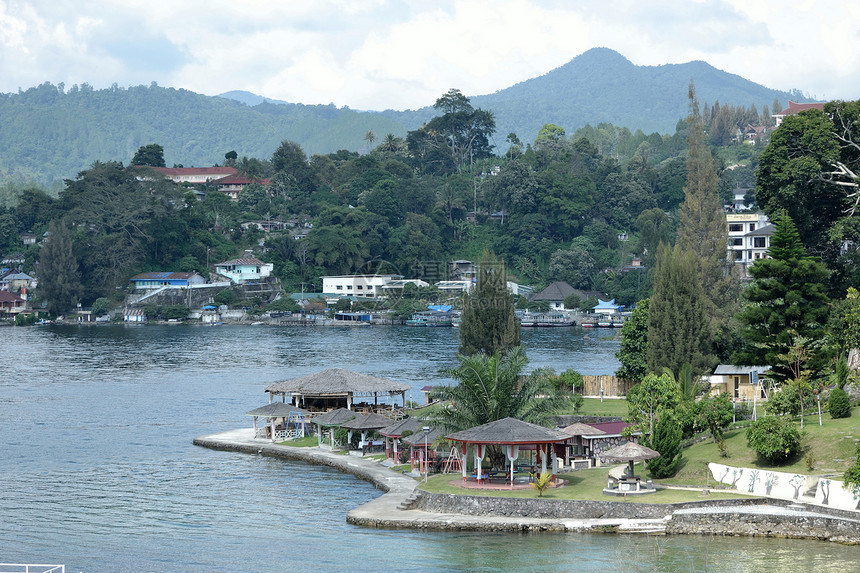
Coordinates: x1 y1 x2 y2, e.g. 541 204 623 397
311 408 356 449
265 368 410 414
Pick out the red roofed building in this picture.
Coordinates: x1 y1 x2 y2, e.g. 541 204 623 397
0 290 25 318
149 166 238 184
773 100 826 127
211 174 271 201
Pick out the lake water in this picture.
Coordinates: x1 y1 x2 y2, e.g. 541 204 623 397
1 324 858 572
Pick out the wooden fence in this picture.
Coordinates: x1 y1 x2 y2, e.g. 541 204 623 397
581 375 635 398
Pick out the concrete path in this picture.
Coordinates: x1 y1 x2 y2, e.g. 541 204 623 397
193 429 859 540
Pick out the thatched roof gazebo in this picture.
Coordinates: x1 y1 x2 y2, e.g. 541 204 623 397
265 368 410 413
446 417 570 486
601 441 660 495
339 412 392 450
560 422 606 436
311 408 356 449
246 403 312 441
378 417 425 461
558 422 606 468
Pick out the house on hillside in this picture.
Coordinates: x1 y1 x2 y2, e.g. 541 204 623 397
0 290 25 318
148 166 238 184
321 275 403 299
531 281 576 310
708 365 771 402
129 272 206 289
211 174 270 200
215 256 273 284
727 212 772 277
773 101 826 127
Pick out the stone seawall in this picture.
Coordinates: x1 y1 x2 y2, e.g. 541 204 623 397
413 492 772 519
667 509 860 544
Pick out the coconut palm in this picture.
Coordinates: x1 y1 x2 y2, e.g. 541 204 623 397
430 345 570 433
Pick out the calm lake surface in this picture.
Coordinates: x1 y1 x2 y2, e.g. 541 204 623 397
2 324 858 572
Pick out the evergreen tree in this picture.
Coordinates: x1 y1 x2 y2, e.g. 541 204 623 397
38 219 82 315
131 143 166 167
734 212 830 383
615 298 650 382
458 251 520 357
646 413 682 478
676 82 737 317
647 243 716 376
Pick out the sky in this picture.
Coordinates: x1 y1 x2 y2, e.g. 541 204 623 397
1 0 858 110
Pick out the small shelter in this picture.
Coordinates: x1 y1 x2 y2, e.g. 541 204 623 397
559 422 606 468
265 368 410 413
339 412 392 452
592 299 623 315
401 426 444 473
246 402 312 441
601 441 659 495
379 417 425 461
312 408 356 449
446 417 570 486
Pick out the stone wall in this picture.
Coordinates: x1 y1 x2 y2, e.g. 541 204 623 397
667 510 860 544
413 491 771 519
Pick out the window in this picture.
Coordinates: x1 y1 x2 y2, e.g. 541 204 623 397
336 285 343 290
347 285 352 290
729 224 743 232
732 238 743 246
733 251 743 261
749 223 756 232
754 237 766 248
357 285 363 290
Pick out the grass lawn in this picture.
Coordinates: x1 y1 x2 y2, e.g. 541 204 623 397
576 397 629 417
275 435 319 447
419 466 747 503
657 409 859 487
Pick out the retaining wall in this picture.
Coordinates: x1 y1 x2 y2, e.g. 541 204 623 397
667 510 860 544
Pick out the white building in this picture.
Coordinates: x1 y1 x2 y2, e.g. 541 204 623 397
214 256 274 283
322 275 403 299
727 212 773 277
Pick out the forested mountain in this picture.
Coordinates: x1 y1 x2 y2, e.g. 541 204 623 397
1 48 811 189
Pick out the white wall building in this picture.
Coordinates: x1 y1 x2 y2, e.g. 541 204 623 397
322 275 403 298
727 212 773 277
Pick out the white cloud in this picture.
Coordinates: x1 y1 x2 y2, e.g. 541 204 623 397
0 0 857 107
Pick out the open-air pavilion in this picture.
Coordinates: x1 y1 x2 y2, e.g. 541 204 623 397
401 425 444 473
378 417 425 462
312 408 356 449
265 368 410 414
601 441 660 495
446 417 570 487
339 412 392 452
246 402 312 441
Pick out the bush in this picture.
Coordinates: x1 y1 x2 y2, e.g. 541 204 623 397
828 387 852 419
214 288 235 306
647 414 682 478
746 416 803 464
91 297 112 316
764 385 813 417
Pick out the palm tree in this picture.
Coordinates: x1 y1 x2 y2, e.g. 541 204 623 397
431 346 569 432
430 346 570 468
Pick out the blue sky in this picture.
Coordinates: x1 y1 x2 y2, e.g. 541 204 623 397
1 0 857 109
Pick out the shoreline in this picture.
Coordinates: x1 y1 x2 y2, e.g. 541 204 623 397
194 428 860 543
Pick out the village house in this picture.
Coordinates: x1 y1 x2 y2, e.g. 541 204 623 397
214 255 273 284
210 174 270 201
772 101 826 127
148 166 238 184
708 364 771 402
129 272 206 289
0 290 25 318
322 274 404 299
727 212 773 278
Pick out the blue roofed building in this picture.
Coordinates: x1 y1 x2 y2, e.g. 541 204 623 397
129 272 206 289
592 299 623 315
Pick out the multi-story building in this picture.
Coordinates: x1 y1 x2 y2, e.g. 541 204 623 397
727 212 773 277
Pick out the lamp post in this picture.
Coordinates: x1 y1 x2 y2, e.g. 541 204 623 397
423 426 430 484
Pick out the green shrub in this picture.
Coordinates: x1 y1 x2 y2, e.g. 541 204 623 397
828 387 852 419
746 416 803 464
214 288 235 306
91 297 112 316
647 414 682 478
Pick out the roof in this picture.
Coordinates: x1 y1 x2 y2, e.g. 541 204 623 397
213 174 271 185
311 408 356 427
150 166 238 177
778 101 826 116
560 422 606 436
245 403 311 418
379 417 425 438
0 291 24 303
215 256 266 267
2 272 33 280
531 281 576 301
402 426 443 446
593 298 622 310
266 368 411 396
130 272 202 281
581 421 631 437
601 441 660 462
446 417 570 445
744 224 775 237
713 365 772 375
339 412 393 431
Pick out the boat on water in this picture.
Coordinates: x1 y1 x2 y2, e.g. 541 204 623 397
519 312 575 327
406 310 456 327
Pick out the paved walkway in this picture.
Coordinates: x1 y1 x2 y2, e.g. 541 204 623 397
193 429 859 539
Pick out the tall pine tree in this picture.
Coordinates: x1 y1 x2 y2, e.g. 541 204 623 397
458 251 520 357
38 219 82 316
647 243 716 376
734 212 830 383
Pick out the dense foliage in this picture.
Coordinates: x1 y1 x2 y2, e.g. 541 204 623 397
746 416 803 464
646 413 683 478
458 252 520 356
